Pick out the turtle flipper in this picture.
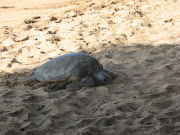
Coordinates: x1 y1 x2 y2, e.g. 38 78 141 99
66 76 95 89
25 75 37 81
103 69 118 79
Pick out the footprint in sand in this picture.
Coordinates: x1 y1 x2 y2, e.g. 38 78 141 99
22 95 44 103
159 125 179 134
165 85 180 95
140 115 154 125
2 90 16 99
94 117 115 127
116 102 139 112
152 99 173 110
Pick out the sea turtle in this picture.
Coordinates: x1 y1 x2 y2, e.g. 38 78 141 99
33 53 118 89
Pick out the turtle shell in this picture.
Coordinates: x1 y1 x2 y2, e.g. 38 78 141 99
34 53 102 81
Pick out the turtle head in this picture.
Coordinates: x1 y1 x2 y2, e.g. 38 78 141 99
95 71 112 85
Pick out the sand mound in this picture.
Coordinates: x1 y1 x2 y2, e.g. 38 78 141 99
0 0 180 135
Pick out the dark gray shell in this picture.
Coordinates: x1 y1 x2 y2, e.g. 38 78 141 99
34 53 102 81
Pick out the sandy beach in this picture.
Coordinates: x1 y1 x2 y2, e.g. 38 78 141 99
0 0 180 134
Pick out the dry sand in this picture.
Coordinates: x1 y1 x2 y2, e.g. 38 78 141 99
0 0 180 135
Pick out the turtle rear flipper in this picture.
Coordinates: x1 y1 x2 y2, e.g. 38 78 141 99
25 75 37 81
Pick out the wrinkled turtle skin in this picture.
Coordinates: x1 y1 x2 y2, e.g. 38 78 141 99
33 53 118 89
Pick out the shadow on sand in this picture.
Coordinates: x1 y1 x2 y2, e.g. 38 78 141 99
0 43 180 135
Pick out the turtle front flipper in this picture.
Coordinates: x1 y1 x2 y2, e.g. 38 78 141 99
103 69 118 79
66 76 95 89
